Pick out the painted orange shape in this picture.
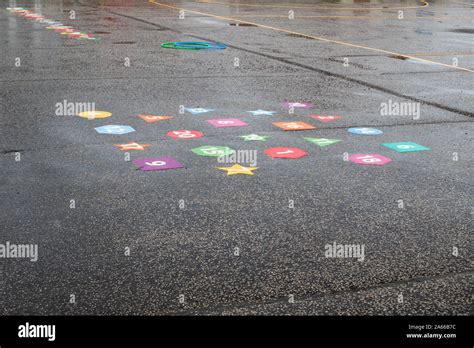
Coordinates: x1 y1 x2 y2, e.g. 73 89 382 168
114 142 150 151
272 121 316 131
138 114 173 123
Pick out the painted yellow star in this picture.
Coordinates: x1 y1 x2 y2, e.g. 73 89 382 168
217 164 258 176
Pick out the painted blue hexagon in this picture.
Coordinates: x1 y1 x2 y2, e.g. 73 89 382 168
185 107 215 115
95 125 135 135
348 127 383 135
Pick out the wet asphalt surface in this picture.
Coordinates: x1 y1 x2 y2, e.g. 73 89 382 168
0 0 472 315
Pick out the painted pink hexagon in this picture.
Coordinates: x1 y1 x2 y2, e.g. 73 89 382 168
206 118 248 127
349 154 391 166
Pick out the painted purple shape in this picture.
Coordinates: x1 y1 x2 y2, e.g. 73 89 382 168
206 118 248 127
282 101 314 109
133 157 184 171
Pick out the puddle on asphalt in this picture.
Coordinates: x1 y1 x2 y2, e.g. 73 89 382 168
141 27 167 31
390 55 434 65
285 33 316 40
450 29 474 34
414 29 432 35
328 58 373 70
391 55 408 60
404 58 434 65
228 23 256 27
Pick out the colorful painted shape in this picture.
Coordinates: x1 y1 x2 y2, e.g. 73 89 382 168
167 130 204 139
133 157 184 171
52 26 74 32
240 134 269 141
60 29 78 35
77 34 97 41
95 125 135 135
273 121 316 131
309 115 342 122
247 109 275 116
207 118 248 127
264 147 308 159
382 142 430 153
282 102 313 109
66 32 85 38
185 107 215 114
348 127 383 135
217 164 258 176
138 114 173 122
26 14 44 19
45 21 63 26
77 110 112 119
192 146 235 157
349 154 392 166
304 137 341 147
114 142 150 151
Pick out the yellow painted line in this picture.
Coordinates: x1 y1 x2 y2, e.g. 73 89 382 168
231 15 399 19
196 0 429 11
404 52 474 57
149 0 473 72
229 14 474 20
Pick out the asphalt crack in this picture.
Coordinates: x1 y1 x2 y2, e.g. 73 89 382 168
180 270 474 315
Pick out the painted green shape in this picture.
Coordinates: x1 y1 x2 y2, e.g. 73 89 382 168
240 134 269 141
191 145 235 157
304 137 341 147
382 142 430 153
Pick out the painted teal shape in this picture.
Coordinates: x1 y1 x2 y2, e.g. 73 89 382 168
382 142 430 153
